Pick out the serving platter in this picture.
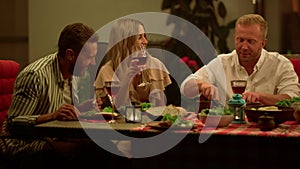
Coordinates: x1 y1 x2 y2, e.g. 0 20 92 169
244 105 295 124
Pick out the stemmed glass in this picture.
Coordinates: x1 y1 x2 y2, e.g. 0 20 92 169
231 80 247 94
104 81 120 123
135 45 151 87
230 80 247 123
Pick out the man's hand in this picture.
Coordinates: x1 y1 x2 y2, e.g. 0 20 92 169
242 92 260 103
242 92 291 106
52 104 80 121
200 82 220 101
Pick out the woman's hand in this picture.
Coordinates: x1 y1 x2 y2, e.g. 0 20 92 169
128 59 140 78
96 97 103 110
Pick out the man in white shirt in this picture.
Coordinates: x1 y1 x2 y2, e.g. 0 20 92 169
181 14 300 105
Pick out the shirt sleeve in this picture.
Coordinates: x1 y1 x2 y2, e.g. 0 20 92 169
180 66 210 98
276 58 300 97
8 71 41 117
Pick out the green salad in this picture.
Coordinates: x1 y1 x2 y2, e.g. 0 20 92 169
275 96 300 107
161 113 193 127
103 106 113 112
200 107 233 116
140 102 152 112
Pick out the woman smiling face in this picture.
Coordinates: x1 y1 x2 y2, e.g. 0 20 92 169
134 24 148 50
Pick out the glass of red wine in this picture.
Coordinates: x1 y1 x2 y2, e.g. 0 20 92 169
231 80 247 94
104 81 121 123
132 45 151 87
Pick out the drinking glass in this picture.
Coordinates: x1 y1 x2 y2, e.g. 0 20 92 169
133 45 151 87
231 80 247 94
104 81 120 123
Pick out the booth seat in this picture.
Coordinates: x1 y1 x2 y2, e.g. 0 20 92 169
290 58 300 83
0 60 20 130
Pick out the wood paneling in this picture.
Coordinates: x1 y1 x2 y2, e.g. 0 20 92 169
0 0 28 70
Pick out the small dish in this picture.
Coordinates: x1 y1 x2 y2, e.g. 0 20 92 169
198 115 234 127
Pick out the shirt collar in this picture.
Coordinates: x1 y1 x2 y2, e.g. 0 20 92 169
53 53 65 89
233 49 266 71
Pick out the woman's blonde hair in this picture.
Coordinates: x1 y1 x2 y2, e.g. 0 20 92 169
106 18 146 71
235 14 268 39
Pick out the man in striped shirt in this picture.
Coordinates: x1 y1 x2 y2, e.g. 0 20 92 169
0 23 129 169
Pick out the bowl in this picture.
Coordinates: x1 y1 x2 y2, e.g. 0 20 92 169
244 105 295 125
198 114 234 127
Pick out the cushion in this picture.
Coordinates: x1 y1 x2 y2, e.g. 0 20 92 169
0 60 20 129
290 58 300 83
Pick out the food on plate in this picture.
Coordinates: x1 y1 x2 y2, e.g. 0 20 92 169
198 107 234 127
140 102 152 112
250 106 282 111
103 106 113 112
275 96 300 107
161 113 194 128
161 104 187 117
145 104 187 117
79 107 119 120
200 107 233 116
146 105 195 128
161 113 179 124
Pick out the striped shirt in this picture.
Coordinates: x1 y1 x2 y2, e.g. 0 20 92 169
0 53 79 158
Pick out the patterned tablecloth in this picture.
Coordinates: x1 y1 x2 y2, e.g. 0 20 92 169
33 113 300 139
189 121 300 137
133 112 300 138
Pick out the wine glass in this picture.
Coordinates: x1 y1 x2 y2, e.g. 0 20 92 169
231 80 247 94
230 80 247 123
104 81 120 123
133 45 151 87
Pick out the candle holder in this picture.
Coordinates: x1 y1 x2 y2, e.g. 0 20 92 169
228 94 246 124
125 105 142 123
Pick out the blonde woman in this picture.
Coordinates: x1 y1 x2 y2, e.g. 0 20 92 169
95 18 172 109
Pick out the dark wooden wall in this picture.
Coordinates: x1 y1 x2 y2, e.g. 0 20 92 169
0 0 28 70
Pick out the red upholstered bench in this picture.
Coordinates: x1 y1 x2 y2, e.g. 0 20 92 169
290 58 300 83
0 60 20 130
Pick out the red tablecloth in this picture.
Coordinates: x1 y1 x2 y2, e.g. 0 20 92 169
192 121 300 137
133 112 300 138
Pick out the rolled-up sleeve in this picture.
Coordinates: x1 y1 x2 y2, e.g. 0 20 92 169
180 66 210 98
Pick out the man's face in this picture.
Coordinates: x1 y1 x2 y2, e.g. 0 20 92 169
74 41 97 76
234 24 266 63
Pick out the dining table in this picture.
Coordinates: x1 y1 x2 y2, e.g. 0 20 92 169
9 112 300 169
